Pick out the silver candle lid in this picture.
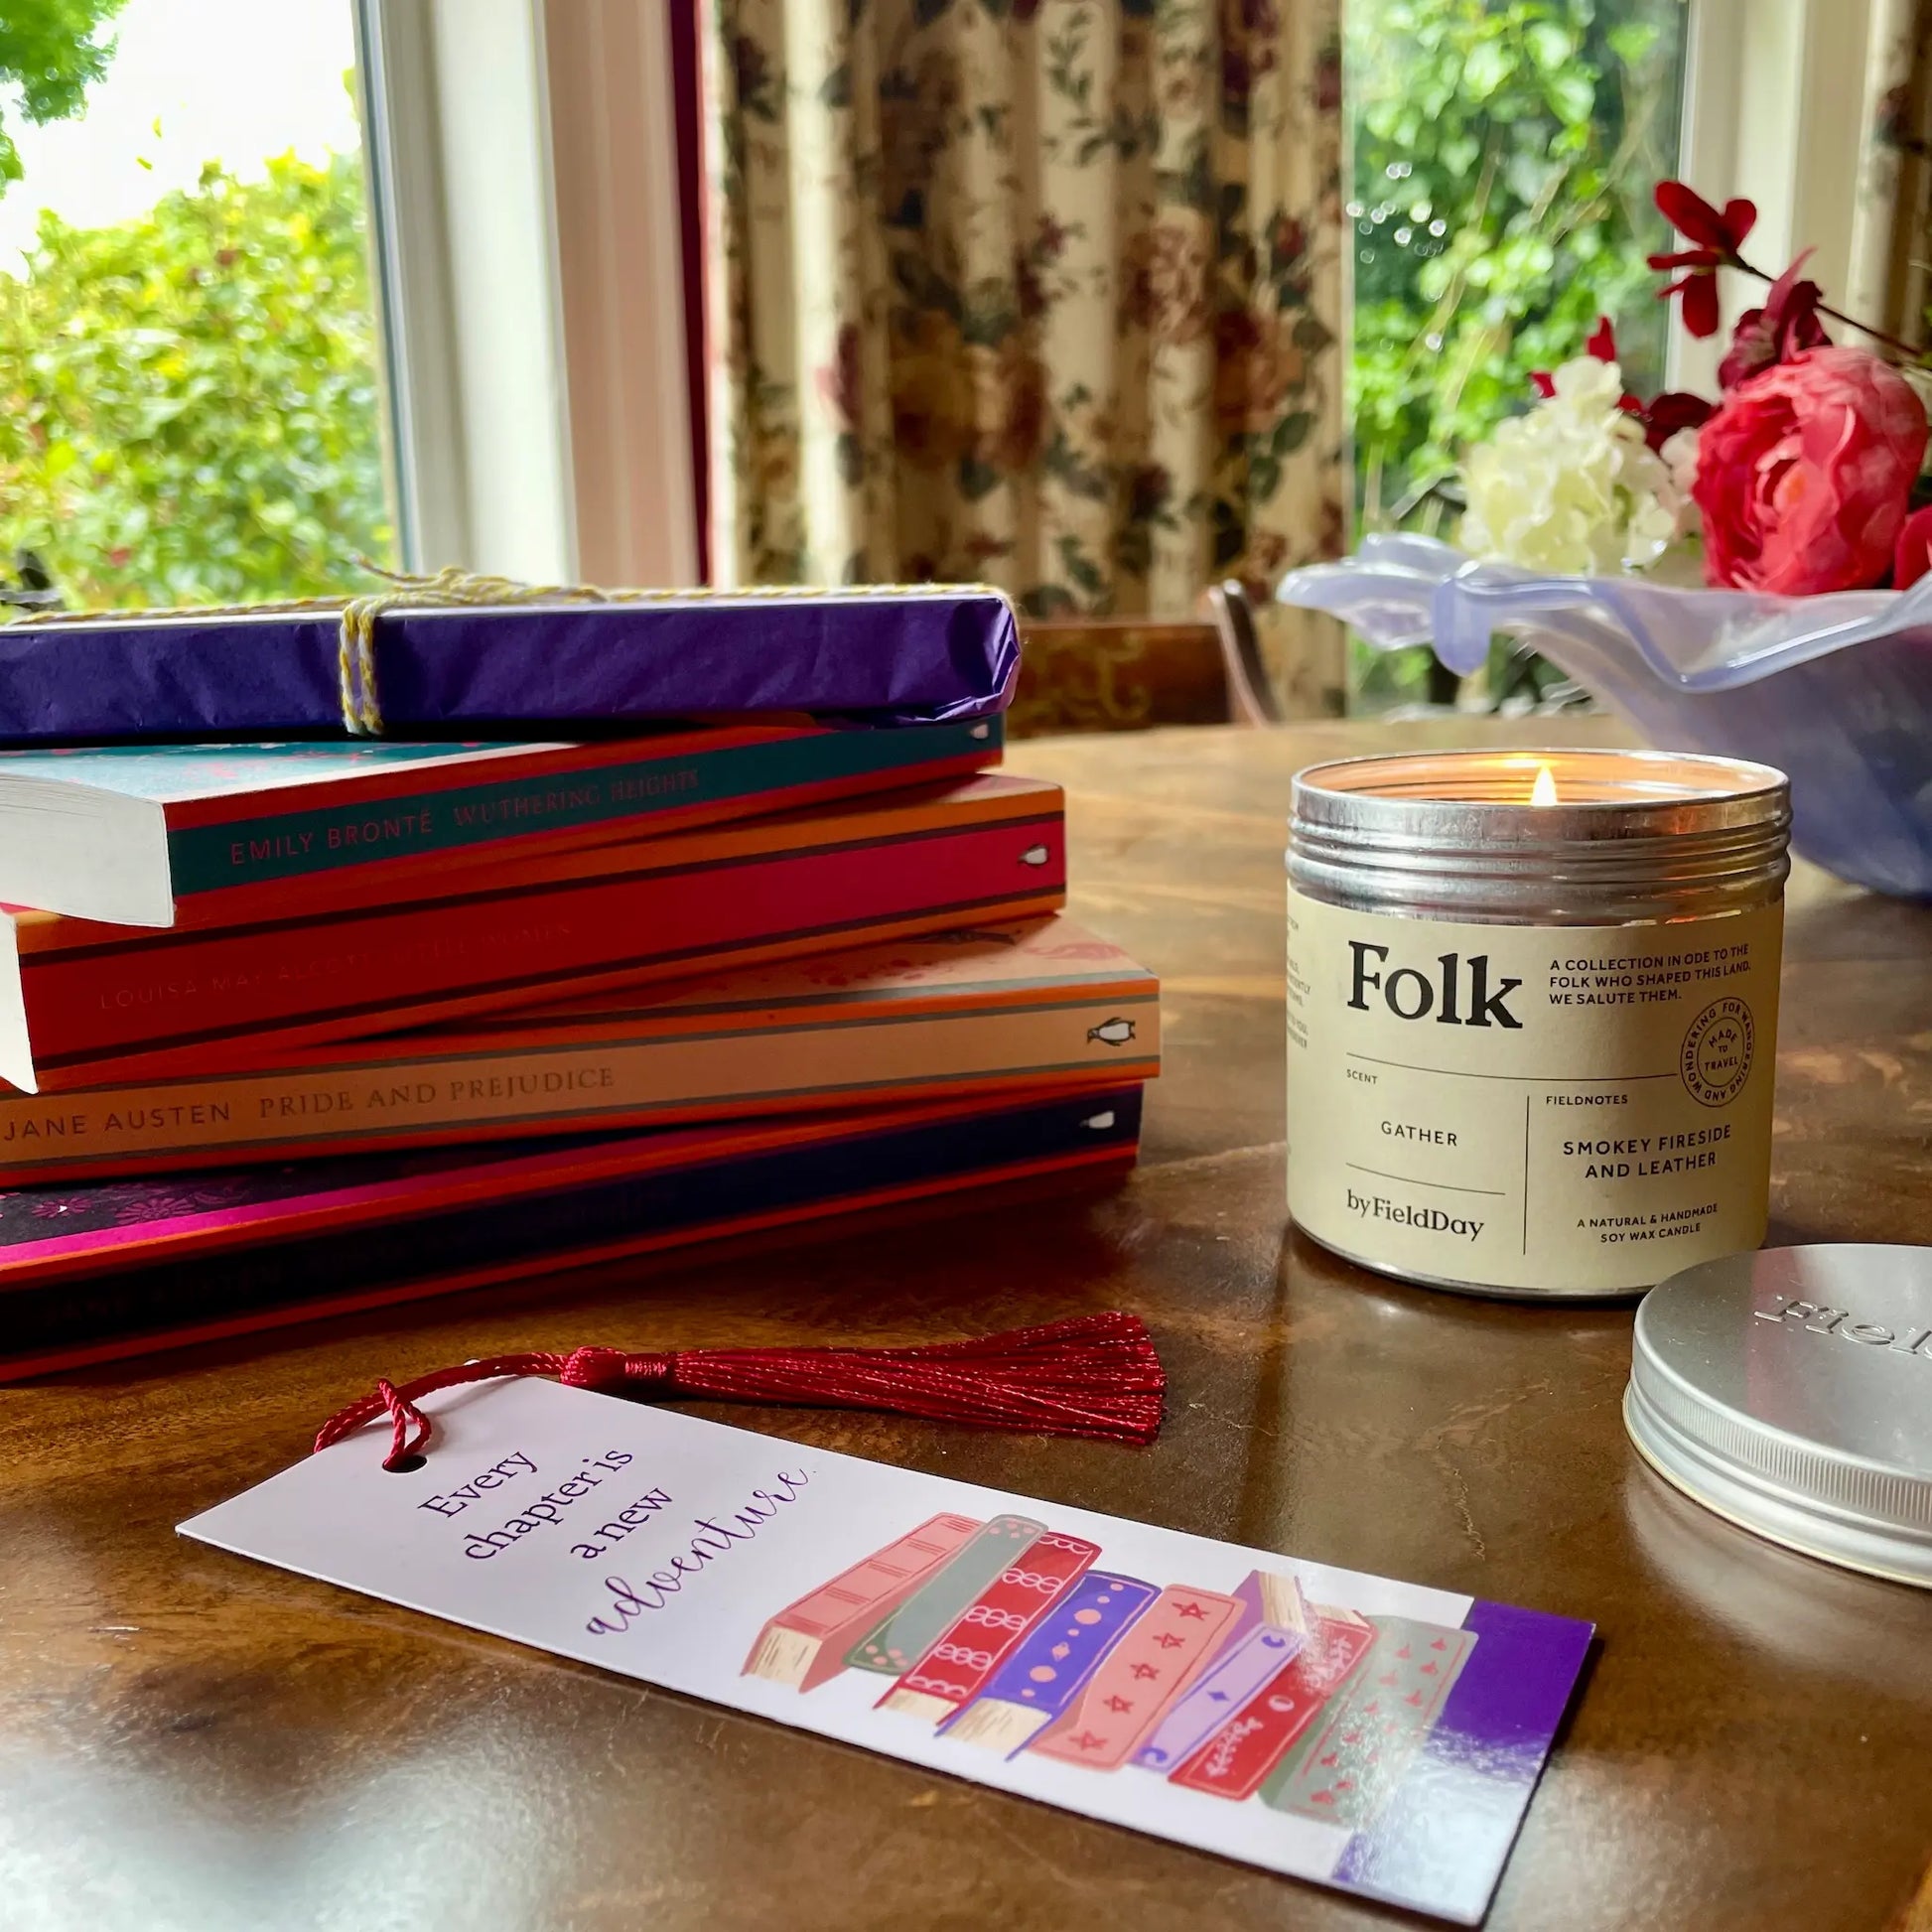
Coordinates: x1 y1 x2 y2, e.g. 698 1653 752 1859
1290 748 1790 922
1625 1246 1932 1587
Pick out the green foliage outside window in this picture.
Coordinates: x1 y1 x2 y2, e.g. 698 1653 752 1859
1347 0 1686 704
0 0 129 193
0 149 392 609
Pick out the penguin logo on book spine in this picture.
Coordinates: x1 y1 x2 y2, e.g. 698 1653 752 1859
1087 1018 1136 1046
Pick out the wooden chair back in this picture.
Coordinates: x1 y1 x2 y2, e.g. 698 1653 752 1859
1010 582 1288 737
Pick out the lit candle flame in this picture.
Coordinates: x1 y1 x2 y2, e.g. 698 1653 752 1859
1531 763 1559 807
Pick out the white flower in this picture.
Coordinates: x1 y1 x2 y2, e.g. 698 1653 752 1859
1660 425 1702 500
1458 355 1689 576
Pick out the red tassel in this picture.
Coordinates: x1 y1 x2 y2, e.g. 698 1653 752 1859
315 1312 1166 1469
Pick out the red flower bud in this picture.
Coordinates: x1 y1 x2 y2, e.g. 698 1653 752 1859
1718 251 1832 389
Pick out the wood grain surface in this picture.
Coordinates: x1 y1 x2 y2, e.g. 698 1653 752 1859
2 717 1928 1932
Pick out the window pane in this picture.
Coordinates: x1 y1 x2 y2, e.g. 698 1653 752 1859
0 0 395 610
1345 0 1689 701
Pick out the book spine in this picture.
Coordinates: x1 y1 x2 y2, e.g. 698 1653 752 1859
0 993 1157 1181
19 812 1066 1089
941 1573 1156 1754
1262 1617 1476 1827
741 1513 983 1690
0 1086 1145 1371
1167 1611 1375 1800
168 717 1003 901
1026 1585 1242 1770
1130 1625 1307 1772
1221 1567 1311 1653
877 1531 1100 1722
844 1515 1045 1675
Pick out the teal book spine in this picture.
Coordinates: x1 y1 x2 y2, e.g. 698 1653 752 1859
164 717 1001 898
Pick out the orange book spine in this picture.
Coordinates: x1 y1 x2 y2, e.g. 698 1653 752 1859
0 992 1158 1180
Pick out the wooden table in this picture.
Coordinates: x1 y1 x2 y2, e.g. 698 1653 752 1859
4 719 1930 1932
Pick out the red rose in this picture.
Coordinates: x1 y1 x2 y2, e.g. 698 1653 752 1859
1691 346 1928 594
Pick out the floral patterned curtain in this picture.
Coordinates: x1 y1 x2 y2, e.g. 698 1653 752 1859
1860 0 1932 349
702 0 1345 621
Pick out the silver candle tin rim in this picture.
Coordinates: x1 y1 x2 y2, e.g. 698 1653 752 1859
1290 747 1791 924
1625 1245 1932 1588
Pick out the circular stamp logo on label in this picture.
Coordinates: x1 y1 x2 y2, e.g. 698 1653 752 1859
1680 997 1754 1107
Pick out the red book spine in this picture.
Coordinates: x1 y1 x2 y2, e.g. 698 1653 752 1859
1167 1611 1375 1799
877 1531 1101 1722
0 1093 1143 1377
16 814 1064 1088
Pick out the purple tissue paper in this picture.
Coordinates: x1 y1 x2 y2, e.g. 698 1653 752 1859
0 590 1019 741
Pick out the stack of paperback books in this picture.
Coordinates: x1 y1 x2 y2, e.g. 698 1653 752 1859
0 589 1157 1374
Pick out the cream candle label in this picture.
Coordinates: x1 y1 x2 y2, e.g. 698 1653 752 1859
181 1379 1591 1926
1286 892 1783 1293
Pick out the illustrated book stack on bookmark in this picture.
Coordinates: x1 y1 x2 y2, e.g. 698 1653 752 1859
845 1515 1046 1677
876 1530 1102 1725
1260 1615 1477 1823
1028 1585 1245 1769
1170 1595 1375 1800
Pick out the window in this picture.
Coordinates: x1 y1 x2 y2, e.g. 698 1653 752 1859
1345 0 1693 707
1 0 700 615
1347 0 1690 530
358 0 699 590
0 0 396 609
1343 0 1896 708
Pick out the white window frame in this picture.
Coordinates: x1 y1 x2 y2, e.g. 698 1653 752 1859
1674 0 1894 391
353 0 699 587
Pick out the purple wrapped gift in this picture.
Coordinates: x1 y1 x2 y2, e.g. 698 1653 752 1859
0 587 1019 742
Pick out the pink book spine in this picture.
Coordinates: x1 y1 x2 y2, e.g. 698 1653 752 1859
742 1513 982 1691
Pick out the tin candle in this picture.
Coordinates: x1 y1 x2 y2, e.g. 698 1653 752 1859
1286 748 1790 1298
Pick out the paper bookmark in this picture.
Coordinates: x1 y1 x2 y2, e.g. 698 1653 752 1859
178 1378 1592 1926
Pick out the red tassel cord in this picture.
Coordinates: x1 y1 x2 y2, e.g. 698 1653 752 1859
315 1311 1167 1469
